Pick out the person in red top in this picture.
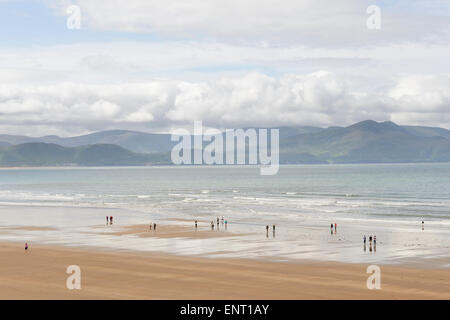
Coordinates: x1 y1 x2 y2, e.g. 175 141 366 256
110 216 113 225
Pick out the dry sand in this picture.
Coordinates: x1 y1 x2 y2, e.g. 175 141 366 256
0 242 449 300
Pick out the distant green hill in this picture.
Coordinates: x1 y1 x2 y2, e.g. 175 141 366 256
0 141 11 147
0 143 170 167
41 130 174 154
1 120 450 166
0 130 174 154
403 125 450 139
280 120 450 163
0 126 323 154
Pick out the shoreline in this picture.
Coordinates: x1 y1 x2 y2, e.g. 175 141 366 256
2 162 450 169
0 241 449 299
1 203 449 268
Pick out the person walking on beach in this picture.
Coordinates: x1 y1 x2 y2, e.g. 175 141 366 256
225 219 227 230
149 223 152 230
374 235 376 245
110 216 113 225
334 223 337 232
25 242 28 251
195 220 198 229
217 217 220 225
153 223 156 231
106 216 109 224
211 221 214 230
364 235 366 245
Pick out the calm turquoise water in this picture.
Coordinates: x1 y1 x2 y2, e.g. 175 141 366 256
0 164 449 223
0 164 449 265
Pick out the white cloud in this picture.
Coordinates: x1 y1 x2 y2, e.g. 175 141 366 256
46 0 450 46
2 41 450 86
388 74 450 113
1 1 449 135
1 72 450 136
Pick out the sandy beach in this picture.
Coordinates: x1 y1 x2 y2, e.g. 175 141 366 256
0 207 449 300
109 223 247 239
0 241 449 300
0 167 449 300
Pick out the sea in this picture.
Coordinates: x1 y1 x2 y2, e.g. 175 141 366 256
0 164 449 266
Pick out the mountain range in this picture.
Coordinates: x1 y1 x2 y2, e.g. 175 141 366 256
1 120 449 166
280 120 450 163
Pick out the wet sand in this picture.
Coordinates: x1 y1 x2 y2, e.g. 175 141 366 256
1 204 449 267
109 224 245 239
0 242 449 300
1 226 56 231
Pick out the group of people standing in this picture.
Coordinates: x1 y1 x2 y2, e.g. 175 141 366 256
266 224 276 238
149 223 156 231
363 234 377 252
209 216 227 230
106 216 114 225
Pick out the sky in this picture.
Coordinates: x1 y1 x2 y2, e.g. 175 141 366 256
0 0 450 136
